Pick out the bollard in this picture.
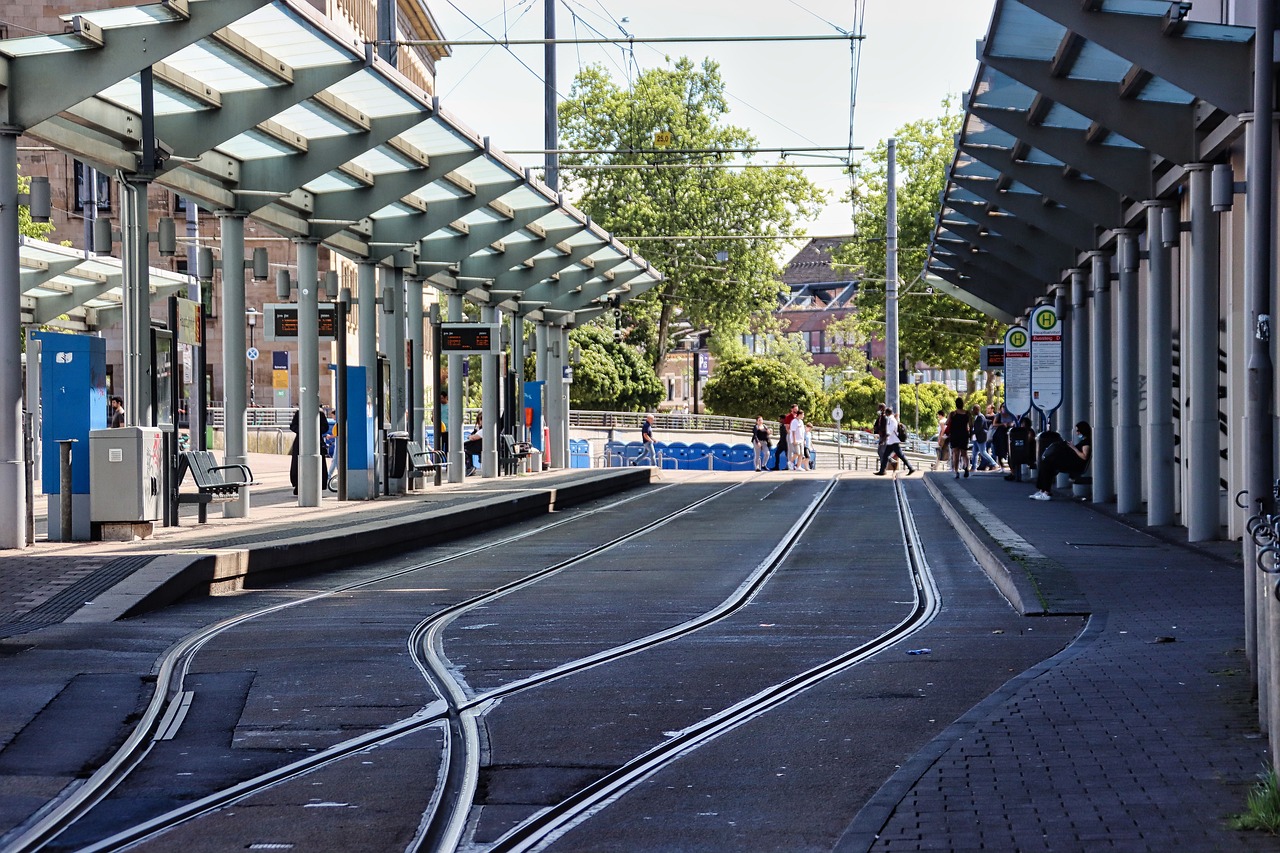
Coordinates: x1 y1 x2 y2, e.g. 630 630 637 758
57 438 76 542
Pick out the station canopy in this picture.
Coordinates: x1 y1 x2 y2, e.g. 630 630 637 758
928 0 1253 321
0 0 662 326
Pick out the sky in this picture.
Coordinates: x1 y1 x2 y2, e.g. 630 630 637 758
426 1 997 240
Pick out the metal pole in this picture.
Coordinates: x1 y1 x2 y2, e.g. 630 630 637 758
121 176 154 426
1089 250 1114 504
407 276 425 445
1145 200 1175 527
1070 267 1090 495
0 130 26 548
559 325 571 466
296 240 321 507
447 292 464 483
885 137 900 414
431 303 442 487
1054 282 1071 437
336 288 349 501
217 212 250 518
481 305 499 478
353 261 378 500
1114 230 1142 514
57 439 74 542
511 312 525 444
544 0 559 192
1186 164 1220 541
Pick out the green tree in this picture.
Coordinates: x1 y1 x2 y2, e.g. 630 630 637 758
826 373 885 429
558 59 826 372
568 325 664 412
834 100 999 380
702 356 821 420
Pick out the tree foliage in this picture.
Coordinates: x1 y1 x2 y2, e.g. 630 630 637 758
833 100 1000 377
568 325 664 412
702 356 821 421
558 59 826 371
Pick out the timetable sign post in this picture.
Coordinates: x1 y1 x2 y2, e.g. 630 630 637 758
1029 305 1063 416
1003 326 1032 419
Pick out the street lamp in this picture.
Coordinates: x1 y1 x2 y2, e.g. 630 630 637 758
246 308 261 407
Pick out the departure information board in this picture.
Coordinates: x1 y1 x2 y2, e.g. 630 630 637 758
441 323 500 353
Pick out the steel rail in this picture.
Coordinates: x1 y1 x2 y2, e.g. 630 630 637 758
13 481 693 853
486 479 940 852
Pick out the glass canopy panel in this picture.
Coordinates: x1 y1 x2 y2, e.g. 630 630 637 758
303 173 364 194
0 35 84 58
325 73 426 120
367 202 416 219
1067 41 1130 83
453 157 522 187
413 181 471 202
1005 181 1039 195
164 42 283 93
226 5 354 70
564 229 603 247
986 1 1066 61
1040 103 1091 130
965 121 1018 150
500 186 553 212
1134 76 1196 105
272 101 360 139
973 73 1037 111
1182 22 1255 43
350 148 417 175
1100 131 1143 149
73 5 185 28
217 130 302 160
1096 0 1169 14
461 208 505 226
1022 148 1064 167
398 120 478 155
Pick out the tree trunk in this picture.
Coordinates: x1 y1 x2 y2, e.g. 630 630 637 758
654 281 677 375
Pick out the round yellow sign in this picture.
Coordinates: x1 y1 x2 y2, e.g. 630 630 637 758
1035 309 1057 330
1008 330 1027 349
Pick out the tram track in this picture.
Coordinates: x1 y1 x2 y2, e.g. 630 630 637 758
14 474 932 853
485 478 939 853
7 479 720 853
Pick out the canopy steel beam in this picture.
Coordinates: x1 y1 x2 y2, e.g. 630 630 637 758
924 265 1024 322
962 143 1125 226
970 104 1154 200
1018 0 1251 114
952 175 1098 248
945 197 1080 261
983 54 1197 164
937 221 1066 282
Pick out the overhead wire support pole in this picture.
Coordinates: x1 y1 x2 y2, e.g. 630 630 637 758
544 0 558 193
885 138 900 416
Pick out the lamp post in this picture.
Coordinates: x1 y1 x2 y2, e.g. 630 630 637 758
246 308 261 408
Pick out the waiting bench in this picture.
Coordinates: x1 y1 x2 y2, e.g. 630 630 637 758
407 441 446 475
499 434 531 475
177 451 256 506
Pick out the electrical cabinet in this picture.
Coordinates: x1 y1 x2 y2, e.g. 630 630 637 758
90 427 163 522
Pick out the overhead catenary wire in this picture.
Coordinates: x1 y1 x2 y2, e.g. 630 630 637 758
389 33 862 47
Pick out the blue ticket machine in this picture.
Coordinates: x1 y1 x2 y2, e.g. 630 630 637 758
524 380 545 451
34 331 106 540
344 364 378 500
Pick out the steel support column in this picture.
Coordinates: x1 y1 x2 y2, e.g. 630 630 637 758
296 241 321 507
558 325 571 467
1186 164 1221 541
510 312 525 444
347 260 378 501
407 276 425 444
1144 200 1176 528
1115 230 1143 514
1054 282 1071 436
447 292 464 483
120 177 154 426
1070 267 1090 496
383 266 406 495
0 131 24 548
1087 252 1113 503
218 212 250 518
480 305 498 478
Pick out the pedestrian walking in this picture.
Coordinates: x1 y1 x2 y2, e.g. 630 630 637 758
772 404 798 470
872 403 890 475
878 406 915 475
752 415 772 471
970 405 997 471
945 397 972 478
634 413 658 466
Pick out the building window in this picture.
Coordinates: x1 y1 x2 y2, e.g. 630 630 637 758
808 330 823 353
73 161 111 212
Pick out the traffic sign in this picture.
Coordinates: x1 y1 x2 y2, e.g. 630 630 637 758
247 346 259 361
830 406 844 423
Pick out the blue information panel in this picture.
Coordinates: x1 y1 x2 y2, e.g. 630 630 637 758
34 331 106 495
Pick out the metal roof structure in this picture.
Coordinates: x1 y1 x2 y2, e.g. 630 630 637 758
20 237 192 329
928 0 1252 320
0 0 661 322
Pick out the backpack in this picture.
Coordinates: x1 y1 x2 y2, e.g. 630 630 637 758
896 422 908 441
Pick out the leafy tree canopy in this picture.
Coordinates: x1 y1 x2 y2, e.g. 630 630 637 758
558 59 826 372
833 100 1000 377
702 356 821 421
568 325 664 412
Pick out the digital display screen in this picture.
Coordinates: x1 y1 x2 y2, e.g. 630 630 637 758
441 324 497 352
267 305 336 341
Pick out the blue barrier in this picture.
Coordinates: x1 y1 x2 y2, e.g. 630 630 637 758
570 438 591 468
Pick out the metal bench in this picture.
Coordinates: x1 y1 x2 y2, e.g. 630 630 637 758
499 434 531 475
407 441 446 474
177 450 255 506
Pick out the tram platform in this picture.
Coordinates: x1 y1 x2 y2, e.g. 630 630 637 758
1 453 650 637
844 470 1272 853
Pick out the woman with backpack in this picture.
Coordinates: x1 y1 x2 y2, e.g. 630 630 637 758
877 406 915 476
